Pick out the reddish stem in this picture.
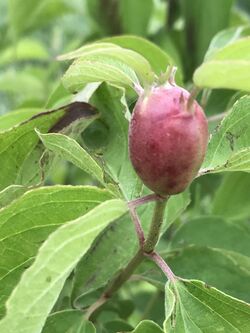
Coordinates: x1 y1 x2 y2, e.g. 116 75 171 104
128 206 145 246
128 194 164 246
128 193 163 209
146 251 176 282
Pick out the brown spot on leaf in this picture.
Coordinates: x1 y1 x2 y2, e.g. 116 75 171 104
21 101 98 132
226 131 235 151
49 102 98 133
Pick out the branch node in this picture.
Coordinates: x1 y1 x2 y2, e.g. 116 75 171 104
145 251 177 283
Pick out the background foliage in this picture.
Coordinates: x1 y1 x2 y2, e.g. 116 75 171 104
0 0 250 332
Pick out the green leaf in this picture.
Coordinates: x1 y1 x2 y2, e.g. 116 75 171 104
58 42 154 87
62 56 140 93
37 131 105 185
72 206 148 307
103 35 176 77
86 0 121 36
0 38 49 66
180 0 233 71
8 0 43 35
72 192 189 306
58 42 119 61
0 186 114 318
103 320 133 332
194 37 250 91
119 0 154 37
42 310 95 333
194 59 250 92
230 7 250 27
30 0 73 31
8 0 72 37
204 25 250 60
0 108 42 132
0 185 28 208
0 108 62 190
0 69 45 102
131 320 164 333
168 212 250 303
203 89 235 118
200 96 250 174
213 172 250 220
0 199 127 333
87 83 141 200
153 32 184 76
45 82 72 109
135 246 250 302
170 216 250 257
164 279 250 332
209 38 250 61
0 102 98 190
166 247 250 303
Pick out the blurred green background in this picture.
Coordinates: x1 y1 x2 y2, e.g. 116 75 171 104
1 0 249 114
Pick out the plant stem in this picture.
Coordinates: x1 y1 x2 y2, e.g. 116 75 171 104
128 194 164 246
85 295 106 320
128 193 163 209
128 207 145 246
104 248 144 298
85 249 144 320
143 197 169 253
146 251 176 282
86 196 170 320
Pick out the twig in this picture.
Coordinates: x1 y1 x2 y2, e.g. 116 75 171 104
128 193 163 209
146 251 176 283
85 295 107 320
85 195 173 321
128 194 164 246
84 249 144 320
143 197 169 253
128 207 145 246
